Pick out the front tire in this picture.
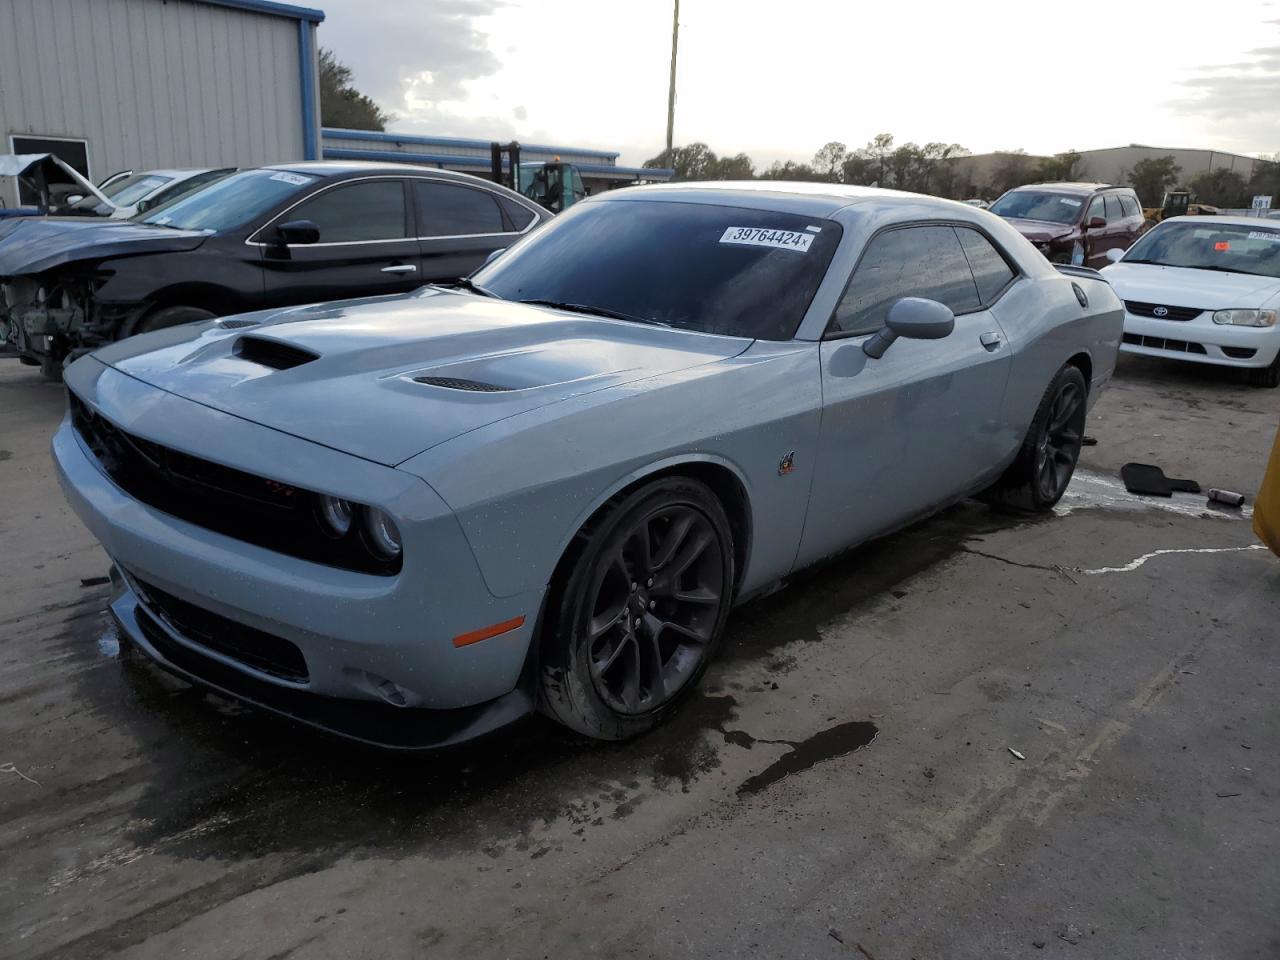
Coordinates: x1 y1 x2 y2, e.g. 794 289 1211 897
1247 354 1280 389
539 477 735 740
982 364 1088 512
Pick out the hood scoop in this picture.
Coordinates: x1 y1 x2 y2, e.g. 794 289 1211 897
413 376 513 392
218 317 261 330
233 335 318 370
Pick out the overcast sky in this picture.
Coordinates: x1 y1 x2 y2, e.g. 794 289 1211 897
317 0 1280 167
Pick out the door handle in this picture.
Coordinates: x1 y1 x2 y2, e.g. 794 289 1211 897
980 331 1003 351
381 264 417 275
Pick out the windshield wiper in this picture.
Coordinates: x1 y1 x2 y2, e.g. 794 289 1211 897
1176 264 1265 276
517 299 672 327
435 277 498 298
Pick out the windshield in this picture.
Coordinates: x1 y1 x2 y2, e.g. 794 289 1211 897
473 199 842 339
68 173 173 214
138 168 317 232
989 190 1085 225
1123 222 1280 279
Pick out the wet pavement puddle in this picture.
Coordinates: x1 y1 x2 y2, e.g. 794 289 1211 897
726 720 879 795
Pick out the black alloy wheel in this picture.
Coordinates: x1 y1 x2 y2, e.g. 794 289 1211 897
540 477 734 740
981 363 1089 513
585 503 725 715
1035 375 1086 502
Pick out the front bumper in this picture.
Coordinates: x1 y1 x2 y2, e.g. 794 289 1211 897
1120 310 1280 368
109 582 534 749
55 358 546 745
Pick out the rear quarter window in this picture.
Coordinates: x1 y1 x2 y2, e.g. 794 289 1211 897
957 227 1017 304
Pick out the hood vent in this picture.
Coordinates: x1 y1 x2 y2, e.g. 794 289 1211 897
218 317 261 329
233 335 319 370
414 376 512 392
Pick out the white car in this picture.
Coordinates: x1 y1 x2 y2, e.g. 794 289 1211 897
65 167 234 219
1102 216 1280 387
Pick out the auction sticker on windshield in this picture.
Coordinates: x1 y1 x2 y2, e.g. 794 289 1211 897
1248 231 1280 243
270 172 314 186
720 227 814 252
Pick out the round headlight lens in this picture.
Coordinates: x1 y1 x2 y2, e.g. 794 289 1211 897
364 507 402 560
317 495 353 538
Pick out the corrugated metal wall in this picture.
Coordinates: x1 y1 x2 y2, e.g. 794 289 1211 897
0 0 312 206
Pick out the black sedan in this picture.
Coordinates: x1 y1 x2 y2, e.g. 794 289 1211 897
0 161 550 377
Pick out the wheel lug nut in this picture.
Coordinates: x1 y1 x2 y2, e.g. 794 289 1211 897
646 578 653 587
631 582 637 592
649 600 655 609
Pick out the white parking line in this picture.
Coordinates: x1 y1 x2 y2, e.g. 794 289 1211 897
1082 544 1267 575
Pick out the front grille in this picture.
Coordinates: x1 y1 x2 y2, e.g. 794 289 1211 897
1222 346 1258 359
1123 332 1208 354
414 376 512 392
132 575 308 682
69 393 399 575
1124 300 1203 322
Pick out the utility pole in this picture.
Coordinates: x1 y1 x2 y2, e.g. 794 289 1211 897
665 0 679 157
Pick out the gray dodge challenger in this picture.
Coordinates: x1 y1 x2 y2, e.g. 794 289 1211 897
54 182 1122 748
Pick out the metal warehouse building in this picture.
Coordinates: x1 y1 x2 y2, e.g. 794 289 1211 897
322 129 672 194
0 0 323 208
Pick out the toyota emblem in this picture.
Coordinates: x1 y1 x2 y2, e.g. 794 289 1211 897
1153 306 1169 317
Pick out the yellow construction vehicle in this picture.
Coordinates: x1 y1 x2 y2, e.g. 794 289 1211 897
1142 189 1221 228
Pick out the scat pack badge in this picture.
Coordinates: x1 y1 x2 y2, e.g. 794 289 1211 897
778 451 795 476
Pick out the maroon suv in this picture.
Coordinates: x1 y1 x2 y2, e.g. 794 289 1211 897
989 182 1145 268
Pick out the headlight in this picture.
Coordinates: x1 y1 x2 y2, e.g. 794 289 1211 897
1212 309 1278 327
363 508 402 560
317 495 353 537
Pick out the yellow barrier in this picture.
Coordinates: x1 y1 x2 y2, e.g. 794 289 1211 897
1255 419 1280 557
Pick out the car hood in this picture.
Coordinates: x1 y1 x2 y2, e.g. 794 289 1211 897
0 217 208 276
1001 218 1077 243
1101 262 1280 308
91 289 753 466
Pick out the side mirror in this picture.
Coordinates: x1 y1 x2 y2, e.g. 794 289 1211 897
65 194 84 205
480 248 504 268
1087 216 1106 229
1105 247 1125 264
275 219 320 245
863 297 955 359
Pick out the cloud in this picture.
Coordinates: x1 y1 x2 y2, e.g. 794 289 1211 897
318 0 504 119
1171 43 1280 152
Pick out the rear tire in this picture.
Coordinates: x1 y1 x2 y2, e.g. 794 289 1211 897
982 364 1088 512
1247 355 1280 389
539 477 734 741
133 305 216 336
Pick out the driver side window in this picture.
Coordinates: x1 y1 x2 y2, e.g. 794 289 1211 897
1086 196 1105 223
830 225 980 336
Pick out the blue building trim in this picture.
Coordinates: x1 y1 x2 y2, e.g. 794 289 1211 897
322 127 621 161
297 21 319 160
321 147 674 181
194 0 325 21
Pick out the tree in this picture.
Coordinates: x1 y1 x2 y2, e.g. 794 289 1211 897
840 152 874 185
643 143 755 181
1247 154 1279 206
319 48 392 131
1038 150 1084 182
757 160 820 181
990 150 1040 195
867 133 894 185
1187 168 1249 208
1127 155 1181 207
812 141 848 182
715 152 757 180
